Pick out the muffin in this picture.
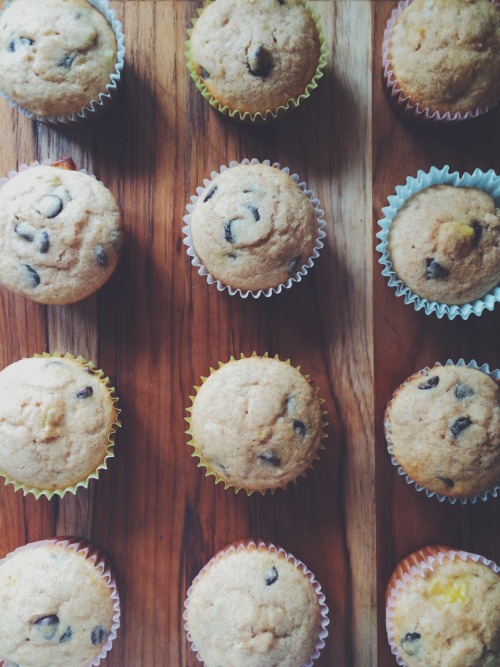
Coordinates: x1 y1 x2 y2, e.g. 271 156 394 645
0 537 120 667
0 353 120 498
184 540 329 667
384 362 500 502
386 545 500 666
383 0 500 123
186 0 327 122
0 0 124 122
186 355 326 494
184 160 325 296
0 159 123 304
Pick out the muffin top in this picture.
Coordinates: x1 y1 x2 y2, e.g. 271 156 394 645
189 356 324 492
388 185 500 304
0 356 118 491
190 0 321 116
0 0 117 116
0 162 123 305
386 364 500 499
186 544 322 667
389 554 500 666
0 542 115 667
388 0 500 114
190 163 318 292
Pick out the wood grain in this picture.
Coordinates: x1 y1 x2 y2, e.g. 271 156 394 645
0 1 497 666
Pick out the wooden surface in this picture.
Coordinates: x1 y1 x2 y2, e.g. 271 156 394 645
0 2 497 666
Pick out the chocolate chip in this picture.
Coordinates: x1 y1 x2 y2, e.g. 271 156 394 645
247 45 274 77
227 252 237 260
14 222 34 242
203 185 217 202
401 632 421 656
8 36 34 51
243 187 254 194
454 383 474 400
246 204 260 222
37 195 63 219
288 256 301 275
95 244 108 267
91 626 109 646
293 420 306 437
39 231 50 254
265 566 279 585
76 386 93 399
259 452 281 467
59 626 73 643
437 476 455 489
418 375 439 390
34 615 59 641
224 221 235 244
472 221 483 242
218 463 229 476
425 258 449 279
278 0 286 4
199 66 210 80
451 417 472 437
24 264 40 287
58 53 76 68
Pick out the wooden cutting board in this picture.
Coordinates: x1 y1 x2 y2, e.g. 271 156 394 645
0 2 498 665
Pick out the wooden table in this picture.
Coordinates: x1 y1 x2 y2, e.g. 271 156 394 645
0 2 498 665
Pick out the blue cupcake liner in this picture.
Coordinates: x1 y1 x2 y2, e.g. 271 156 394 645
375 166 500 319
384 358 500 505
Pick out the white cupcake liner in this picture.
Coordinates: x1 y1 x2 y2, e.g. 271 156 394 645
182 158 326 298
386 545 500 666
0 159 93 188
183 539 330 667
0 0 125 125
375 165 500 319
382 0 500 125
0 537 121 667
384 358 500 505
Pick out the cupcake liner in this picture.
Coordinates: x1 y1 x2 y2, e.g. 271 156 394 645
185 0 328 125
184 539 330 667
384 358 500 505
183 158 326 298
185 352 328 496
375 165 500 319
386 545 500 666
0 0 125 126
0 351 121 500
0 536 120 667
382 0 500 125
0 158 94 188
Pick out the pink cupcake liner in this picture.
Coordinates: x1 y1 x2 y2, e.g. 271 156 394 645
182 158 326 299
184 539 329 667
382 0 500 125
0 536 120 667
386 545 500 666
384 358 500 505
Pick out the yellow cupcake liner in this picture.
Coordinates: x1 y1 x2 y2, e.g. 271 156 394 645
185 352 328 495
185 0 328 124
0 352 121 500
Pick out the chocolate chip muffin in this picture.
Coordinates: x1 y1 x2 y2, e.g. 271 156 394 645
385 363 500 500
0 354 120 497
0 538 119 667
187 163 321 294
0 160 123 305
188 0 323 120
185 541 327 667
187 355 325 494
386 546 500 667
388 184 500 305
386 0 500 117
0 0 118 117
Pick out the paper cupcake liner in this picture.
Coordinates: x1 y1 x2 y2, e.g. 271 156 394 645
382 0 500 125
0 158 94 188
183 158 326 298
384 358 500 505
0 536 120 667
386 545 500 666
185 352 328 496
0 0 125 126
185 0 328 124
0 352 121 500
375 165 500 319
184 539 329 667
